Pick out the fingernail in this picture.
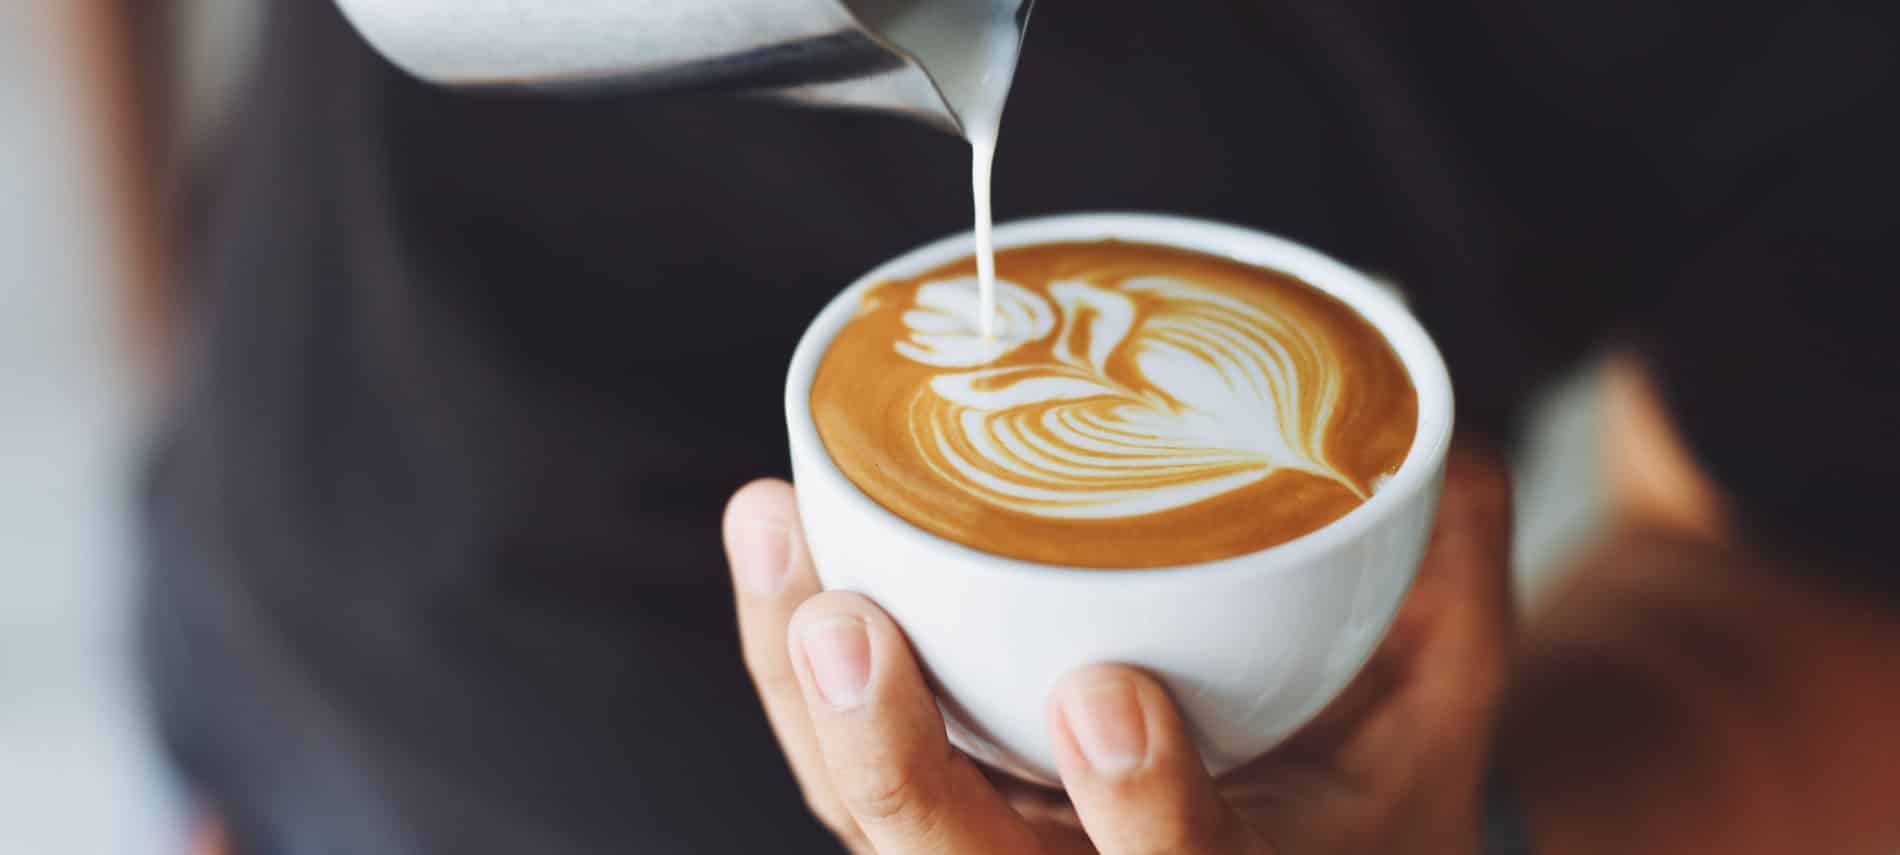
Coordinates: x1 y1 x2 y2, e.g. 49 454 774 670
1062 677 1146 776
735 521 792 597
802 616 871 709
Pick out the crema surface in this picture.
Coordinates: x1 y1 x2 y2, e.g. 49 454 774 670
813 241 1417 567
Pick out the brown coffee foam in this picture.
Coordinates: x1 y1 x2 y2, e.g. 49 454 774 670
812 240 1417 568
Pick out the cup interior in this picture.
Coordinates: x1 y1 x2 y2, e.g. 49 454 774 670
786 212 1454 579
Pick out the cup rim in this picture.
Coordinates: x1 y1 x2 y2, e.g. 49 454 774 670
786 211 1454 582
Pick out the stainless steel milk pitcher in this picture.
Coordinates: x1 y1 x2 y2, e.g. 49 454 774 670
332 0 1034 136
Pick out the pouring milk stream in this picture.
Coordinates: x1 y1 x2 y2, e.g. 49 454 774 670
860 0 1031 338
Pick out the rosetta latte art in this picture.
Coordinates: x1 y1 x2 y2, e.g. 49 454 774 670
811 241 1416 567
902 275 1362 518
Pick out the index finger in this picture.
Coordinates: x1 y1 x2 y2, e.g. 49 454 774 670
725 479 865 848
1405 441 1516 709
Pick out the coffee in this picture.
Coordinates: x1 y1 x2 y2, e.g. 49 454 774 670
811 240 1417 567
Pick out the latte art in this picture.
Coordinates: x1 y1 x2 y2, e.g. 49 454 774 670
813 241 1417 567
911 275 1364 518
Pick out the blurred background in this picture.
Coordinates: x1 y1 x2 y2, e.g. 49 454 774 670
0 3 1603 852
1 3 253 852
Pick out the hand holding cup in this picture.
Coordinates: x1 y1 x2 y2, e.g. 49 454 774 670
724 444 1512 854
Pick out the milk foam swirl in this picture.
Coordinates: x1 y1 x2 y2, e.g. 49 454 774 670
895 277 1054 367
811 240 1416 567
897 274 1363 519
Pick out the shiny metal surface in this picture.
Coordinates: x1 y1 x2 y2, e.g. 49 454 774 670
332 0 1031 136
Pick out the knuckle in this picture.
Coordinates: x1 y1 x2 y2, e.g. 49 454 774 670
1127 789 1234 854
837 756 941 828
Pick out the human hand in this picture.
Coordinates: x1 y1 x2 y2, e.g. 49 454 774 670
724 445 1513 853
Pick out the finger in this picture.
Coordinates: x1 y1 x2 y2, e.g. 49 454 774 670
1411 440 1516 708
1419 440 1514 613
724 480 863 848
1050 665 1273 855
1289 440 1516 850
1293 440 1517 755
790 592 1045 854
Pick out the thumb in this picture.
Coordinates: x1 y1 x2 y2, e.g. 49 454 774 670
1050 666 1273 855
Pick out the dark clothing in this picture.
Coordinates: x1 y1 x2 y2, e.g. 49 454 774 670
146 0 1899 851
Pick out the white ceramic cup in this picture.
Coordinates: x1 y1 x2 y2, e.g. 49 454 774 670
785 212 1454 783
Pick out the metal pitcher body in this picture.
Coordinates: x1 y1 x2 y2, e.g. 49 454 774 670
332 0 1031 136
